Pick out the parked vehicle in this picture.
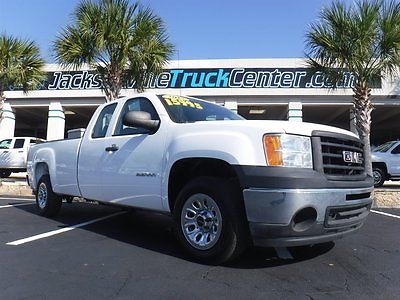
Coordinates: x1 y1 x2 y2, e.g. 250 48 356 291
27 93 373 263
0 137 45 178
372 141 400 187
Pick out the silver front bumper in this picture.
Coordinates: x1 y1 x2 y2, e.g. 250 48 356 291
243 187 373 247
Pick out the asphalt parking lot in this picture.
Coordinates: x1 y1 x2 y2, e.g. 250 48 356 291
0 196 399 299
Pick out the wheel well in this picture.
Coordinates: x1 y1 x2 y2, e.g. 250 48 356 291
34 163 49 188
168 158 241 211
372 162 388 176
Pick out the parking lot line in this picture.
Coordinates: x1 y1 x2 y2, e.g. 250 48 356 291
6 211 126 246
0 197 35 202
371 210 400 219
0 203 35 209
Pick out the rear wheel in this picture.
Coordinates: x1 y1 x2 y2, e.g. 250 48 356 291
174 176 249 264
36 175 62 217
0 170 12 178
373 168 385 187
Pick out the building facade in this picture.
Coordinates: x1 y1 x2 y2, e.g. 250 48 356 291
1 58 399 146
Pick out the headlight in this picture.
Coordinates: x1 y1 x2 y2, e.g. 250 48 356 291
263 134 313 168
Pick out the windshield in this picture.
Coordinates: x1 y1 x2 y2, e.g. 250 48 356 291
0 139 12 149
158 95 244 123
374 141 397 152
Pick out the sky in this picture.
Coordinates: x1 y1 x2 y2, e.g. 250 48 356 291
0 0 356 62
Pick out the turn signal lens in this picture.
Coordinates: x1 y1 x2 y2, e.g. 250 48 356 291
263 134 313 168
264 135 283 166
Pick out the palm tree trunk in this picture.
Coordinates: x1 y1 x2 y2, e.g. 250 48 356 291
352 82 373 176
0 90 5 121
103 81 121 102
102 69 122 102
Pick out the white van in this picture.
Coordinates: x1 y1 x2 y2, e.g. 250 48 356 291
0 137 45 178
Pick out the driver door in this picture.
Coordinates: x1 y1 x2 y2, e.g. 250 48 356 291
100 97 167 210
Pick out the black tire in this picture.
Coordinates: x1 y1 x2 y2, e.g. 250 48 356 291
373 167 385 188
36 175 62 217
0 170 12 178
174 176 250 264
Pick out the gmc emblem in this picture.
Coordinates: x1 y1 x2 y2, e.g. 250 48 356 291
342 151 363 164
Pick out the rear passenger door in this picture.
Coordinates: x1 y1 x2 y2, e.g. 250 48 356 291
9 138 27 168
78 103 118 200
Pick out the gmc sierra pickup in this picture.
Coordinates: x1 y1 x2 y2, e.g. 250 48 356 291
0 137 45 178
372 140 400 187
27 93 373 263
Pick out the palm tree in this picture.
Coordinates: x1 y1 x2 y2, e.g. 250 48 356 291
0 35 45 121
54 0 174 102
305 0 400 176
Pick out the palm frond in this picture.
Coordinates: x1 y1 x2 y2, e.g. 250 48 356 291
53 0 174 100
0 34 45 95
305 0 400 87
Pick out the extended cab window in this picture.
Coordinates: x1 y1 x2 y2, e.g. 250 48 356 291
13 139 25 149
92 103 117 138
0 139 12 149
114 98 160 136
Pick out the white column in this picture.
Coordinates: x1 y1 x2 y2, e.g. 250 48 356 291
287 101 303 122
47 102 65 141
224 100 238 114
0 103 15 140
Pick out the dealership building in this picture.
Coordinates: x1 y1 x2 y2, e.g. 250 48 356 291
1 58 399 146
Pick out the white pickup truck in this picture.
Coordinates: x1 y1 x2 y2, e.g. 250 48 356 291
0 137 45 178
27 93 373 263
372 141 400 187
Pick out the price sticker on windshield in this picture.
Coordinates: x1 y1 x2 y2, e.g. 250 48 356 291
162 95 203 109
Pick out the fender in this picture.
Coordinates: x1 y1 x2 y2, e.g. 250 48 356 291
31 146 57 192
161 130 263 211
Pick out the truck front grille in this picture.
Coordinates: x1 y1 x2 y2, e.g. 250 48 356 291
312 131 366 180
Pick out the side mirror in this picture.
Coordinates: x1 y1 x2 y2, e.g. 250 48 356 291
122 111 160 132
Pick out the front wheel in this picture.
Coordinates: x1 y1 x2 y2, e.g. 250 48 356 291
373 168 385 188
174 176 249 264
36 175 62 217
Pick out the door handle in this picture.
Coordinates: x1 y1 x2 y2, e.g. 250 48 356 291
105 144 119 152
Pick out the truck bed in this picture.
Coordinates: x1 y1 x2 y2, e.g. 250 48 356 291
28 139 82 197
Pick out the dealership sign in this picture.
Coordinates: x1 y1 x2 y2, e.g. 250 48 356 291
7 68 378 91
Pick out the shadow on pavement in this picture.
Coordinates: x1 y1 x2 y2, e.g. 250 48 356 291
14 201 335 268
227 242 334 269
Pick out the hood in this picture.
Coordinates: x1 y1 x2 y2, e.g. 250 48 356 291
183 120 358 138
371 151 386 161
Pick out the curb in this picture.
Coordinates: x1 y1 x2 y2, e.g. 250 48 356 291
0 185 33 197
374 190 400 208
